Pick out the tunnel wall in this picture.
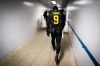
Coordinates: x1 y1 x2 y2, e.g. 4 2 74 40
0 1 47 59
68 0 100 66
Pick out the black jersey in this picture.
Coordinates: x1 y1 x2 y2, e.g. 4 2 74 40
47 9 66 30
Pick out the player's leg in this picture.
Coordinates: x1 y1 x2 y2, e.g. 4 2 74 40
51 33 56 51
55 30 62 64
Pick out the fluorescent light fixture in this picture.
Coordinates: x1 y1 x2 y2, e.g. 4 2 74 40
67 6 79 11
73 0 92 5
51 1 56 4
23 2 34 6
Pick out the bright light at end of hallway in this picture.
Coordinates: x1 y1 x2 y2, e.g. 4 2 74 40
73 0 93 5
67 6 79 11
51 1 56 4
57 4 61 7
23 1 34 7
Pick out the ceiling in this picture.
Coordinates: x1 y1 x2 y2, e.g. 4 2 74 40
38 0 75 8
0 0 76 8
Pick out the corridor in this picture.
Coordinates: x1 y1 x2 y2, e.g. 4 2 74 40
0 0 100 66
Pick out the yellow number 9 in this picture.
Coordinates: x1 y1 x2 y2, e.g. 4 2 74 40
54 15 59 24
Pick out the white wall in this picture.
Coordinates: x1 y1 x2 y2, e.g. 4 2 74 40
68 0 100 66
0 1 47 59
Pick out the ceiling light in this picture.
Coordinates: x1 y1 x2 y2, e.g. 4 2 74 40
51 1 56 4
67 6 79 11
57 4 61 7
73 0 92 5
23 2 34 6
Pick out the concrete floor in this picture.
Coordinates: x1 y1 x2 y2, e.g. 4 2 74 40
0 29 77 66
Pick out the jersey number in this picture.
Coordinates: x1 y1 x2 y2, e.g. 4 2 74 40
53 15 59 24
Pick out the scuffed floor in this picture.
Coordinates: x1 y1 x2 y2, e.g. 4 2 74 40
0 29 77 66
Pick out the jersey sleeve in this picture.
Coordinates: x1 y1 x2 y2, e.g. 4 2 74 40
61 9 66 29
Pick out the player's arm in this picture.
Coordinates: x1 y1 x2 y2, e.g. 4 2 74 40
46 11 50 36
62 10 66 29
43 10 47 20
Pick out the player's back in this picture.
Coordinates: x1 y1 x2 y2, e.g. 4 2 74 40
48 9 65 30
